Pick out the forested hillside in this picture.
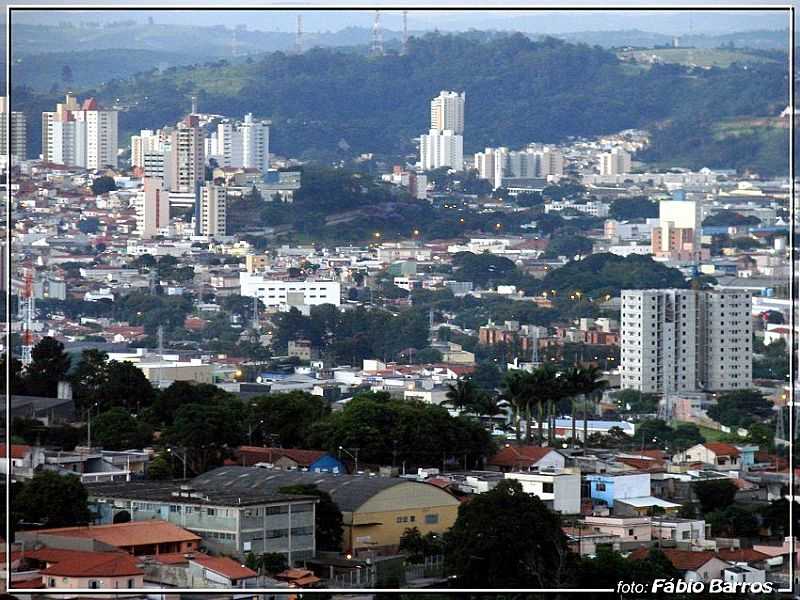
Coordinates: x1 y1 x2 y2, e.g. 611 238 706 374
12 32 788 172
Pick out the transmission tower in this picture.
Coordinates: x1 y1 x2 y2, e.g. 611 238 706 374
401 11 409 55
190 95 198 116
370 10 384 57
295 14 303 54
20 268 35 366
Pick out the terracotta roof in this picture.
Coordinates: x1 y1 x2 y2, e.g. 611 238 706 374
34 520 201 548
703 442 741 457
487 445 555 468
629 548 721 571
14 578 45 589
616 457 665 471
716 548 770 563
237 446 328 467
28 548 143 578
191 555 257 581
152 552 192 565
0 444 31 459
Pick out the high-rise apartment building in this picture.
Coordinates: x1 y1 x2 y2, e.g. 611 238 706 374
651 199 704 262
136 177 169 239
198 184 227 238
419 91 465 171
131 129 164 169
420 129 463 171
620 289 752 394
168 116 205 193
206 113 270 171
475 146 563 189
430 91 465 134
599 147 631 176
1 96 27 160
42 94 118 169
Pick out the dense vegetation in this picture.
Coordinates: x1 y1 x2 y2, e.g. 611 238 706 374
13 32 787 170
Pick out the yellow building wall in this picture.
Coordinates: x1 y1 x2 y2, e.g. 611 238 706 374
340 483 460 555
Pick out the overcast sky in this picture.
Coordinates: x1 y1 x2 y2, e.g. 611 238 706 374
6 2 793 36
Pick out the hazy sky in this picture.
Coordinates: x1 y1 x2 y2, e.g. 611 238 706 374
7 2 792 36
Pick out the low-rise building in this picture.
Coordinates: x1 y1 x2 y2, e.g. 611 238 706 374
504 470 581 514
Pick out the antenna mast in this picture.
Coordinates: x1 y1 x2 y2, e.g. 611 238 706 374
295 14 303 54
370 10 384 57
402 11 409 55
20 268 35 366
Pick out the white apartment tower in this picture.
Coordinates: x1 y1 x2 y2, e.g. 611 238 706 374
420 129 463 171
420 90 465 171
1 96 27 160
199 184 227 238
136 177 169 239
42 95 117 169
620 289 752 394
476 146 563 189
599 147 631 176
131 129 164 169
430 91 465 134
208 113 270 171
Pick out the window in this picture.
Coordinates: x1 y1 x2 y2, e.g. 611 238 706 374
128 579 135 589
628 529 634 536
89 581 100 589
206 508 216 516
542 482 554 493
595 483 606 491
425 514 439 525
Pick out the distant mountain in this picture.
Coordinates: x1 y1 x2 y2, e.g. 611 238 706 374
12 32 788 175
556 28 789 50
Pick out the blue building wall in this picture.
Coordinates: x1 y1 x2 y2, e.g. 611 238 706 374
309 454 346 474
586 475 616 507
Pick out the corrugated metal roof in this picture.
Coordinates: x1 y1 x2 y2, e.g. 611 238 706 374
192 466 410 513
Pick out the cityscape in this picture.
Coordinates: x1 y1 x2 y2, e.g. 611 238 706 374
1 5 795 597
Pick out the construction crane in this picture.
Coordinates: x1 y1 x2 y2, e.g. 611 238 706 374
20 268 35 366
370 10 384 57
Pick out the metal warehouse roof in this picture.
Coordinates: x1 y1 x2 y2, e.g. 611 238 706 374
193 466 421 513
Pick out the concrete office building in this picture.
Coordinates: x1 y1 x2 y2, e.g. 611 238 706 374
240 273 341 308
620 289 752 394
135 177 169 239
476 146 563 189
599 147 631 176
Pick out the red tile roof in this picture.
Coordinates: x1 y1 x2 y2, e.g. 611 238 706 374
487 445 556 469
716 548 770 563
191 555 256 581
237 446 328 467
0 444 31 459
703 442 741 457
28 548 143 578
34 520 201 549
629 548 721 571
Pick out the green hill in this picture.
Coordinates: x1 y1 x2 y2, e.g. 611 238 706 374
12 32 788 173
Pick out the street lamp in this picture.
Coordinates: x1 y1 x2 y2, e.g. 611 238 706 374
338 446 360 473
167 446 189 480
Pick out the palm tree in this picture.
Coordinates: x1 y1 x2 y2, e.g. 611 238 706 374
445 378 479 414
500 371 529 443
561 367 584 448
579 366 608 446
526 365 557 446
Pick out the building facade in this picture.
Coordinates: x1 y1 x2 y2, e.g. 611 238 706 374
240 273 341 308
42 94 118 169
198 184 227 238
620 289 752 394
135 177 169 239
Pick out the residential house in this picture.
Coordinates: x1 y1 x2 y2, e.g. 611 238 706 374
486 446 566 472
628 547 730 582
504 470 581 514
677 443 741 469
